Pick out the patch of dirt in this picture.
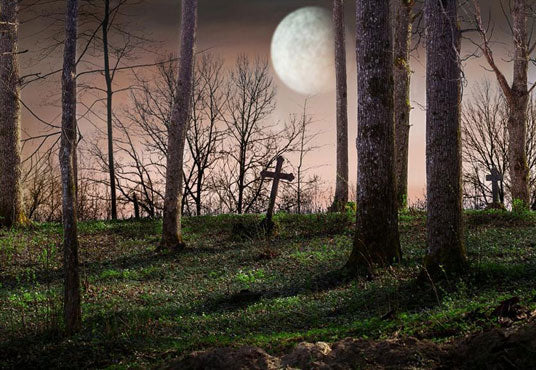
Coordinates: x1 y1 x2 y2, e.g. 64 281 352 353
168 346 280 370
167 320 536 369
168 337 445 369
280 338 444 369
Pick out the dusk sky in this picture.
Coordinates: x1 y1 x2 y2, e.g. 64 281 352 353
18 0 531 204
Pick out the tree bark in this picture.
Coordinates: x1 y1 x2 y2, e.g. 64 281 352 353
424 0 466 274
392 0 413 209
346 0 401 274
330 0 349 212
60 0 82 334
103 0 117 220
161 0 198 250
0 0 24 228
508 0 530 206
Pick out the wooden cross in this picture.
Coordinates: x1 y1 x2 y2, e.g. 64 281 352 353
486 166 503 204
261 156 295 231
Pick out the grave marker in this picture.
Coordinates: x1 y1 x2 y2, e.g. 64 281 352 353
486 166 503 205
261 156 294 233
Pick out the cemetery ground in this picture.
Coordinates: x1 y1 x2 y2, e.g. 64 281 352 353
1 209 536 368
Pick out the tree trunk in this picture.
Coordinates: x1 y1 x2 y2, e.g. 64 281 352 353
424 0 466 274
330 0 349 212
237 147 246 214
0 0 24 228
133 193 140 219
161 0 198 250
508 0 530 206
60 0 82 334
346 0 401 275
103 0 118 220
196 171 202 216
392 0 413 209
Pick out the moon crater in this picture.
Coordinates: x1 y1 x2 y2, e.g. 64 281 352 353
271 7 335 96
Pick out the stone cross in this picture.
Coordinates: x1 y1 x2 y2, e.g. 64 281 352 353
261 156 294 231
486 166 503 204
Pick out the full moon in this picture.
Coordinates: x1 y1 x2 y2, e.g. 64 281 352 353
271 7 335 96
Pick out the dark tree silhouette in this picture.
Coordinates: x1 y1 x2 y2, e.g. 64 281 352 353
424 0 466 274
102 0 118 220
346 0 401 275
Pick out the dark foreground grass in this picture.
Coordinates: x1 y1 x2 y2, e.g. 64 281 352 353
0 210 535 368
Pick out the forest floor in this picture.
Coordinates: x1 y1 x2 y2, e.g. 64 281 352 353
1 210 536 368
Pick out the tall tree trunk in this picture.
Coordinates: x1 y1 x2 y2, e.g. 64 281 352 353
508 0 530 206
0 0 24 228
330 0 349 212
346 0 401 275
103 0 117 220
392 0 413 209
161 0 198 250
60 0 82 334
424 0 466 274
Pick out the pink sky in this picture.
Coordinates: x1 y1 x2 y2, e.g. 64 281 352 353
18 0 531 206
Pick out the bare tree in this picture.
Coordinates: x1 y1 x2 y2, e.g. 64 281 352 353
72 0 149 220
21 0 150 220
346 0 401 275
425 0 466 274
330 0 349 212
161 0 198 250
102 60 175 219
60 0 82 334
95 0 149 220
102 0 118 220
462 82 536 208
0 0 25 227
184 54 226 215
109 119 163 218
462 82 508 207
23 151 62 221
114 54 224 218
279 101 322 214
471 0 531 206
119 55 298 217
392 0 415 209
216 56 299 214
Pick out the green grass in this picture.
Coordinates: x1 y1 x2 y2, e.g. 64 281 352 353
0 210 535 368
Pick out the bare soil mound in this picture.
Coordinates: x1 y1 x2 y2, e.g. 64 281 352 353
169 319 536 369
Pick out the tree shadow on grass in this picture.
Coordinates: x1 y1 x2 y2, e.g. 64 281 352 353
3 261 536 369
192 259 536 317
0 250 178 290
0 271 440 368
0 237 259 291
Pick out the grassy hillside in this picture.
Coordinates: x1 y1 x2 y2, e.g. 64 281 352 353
1 210 535 368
